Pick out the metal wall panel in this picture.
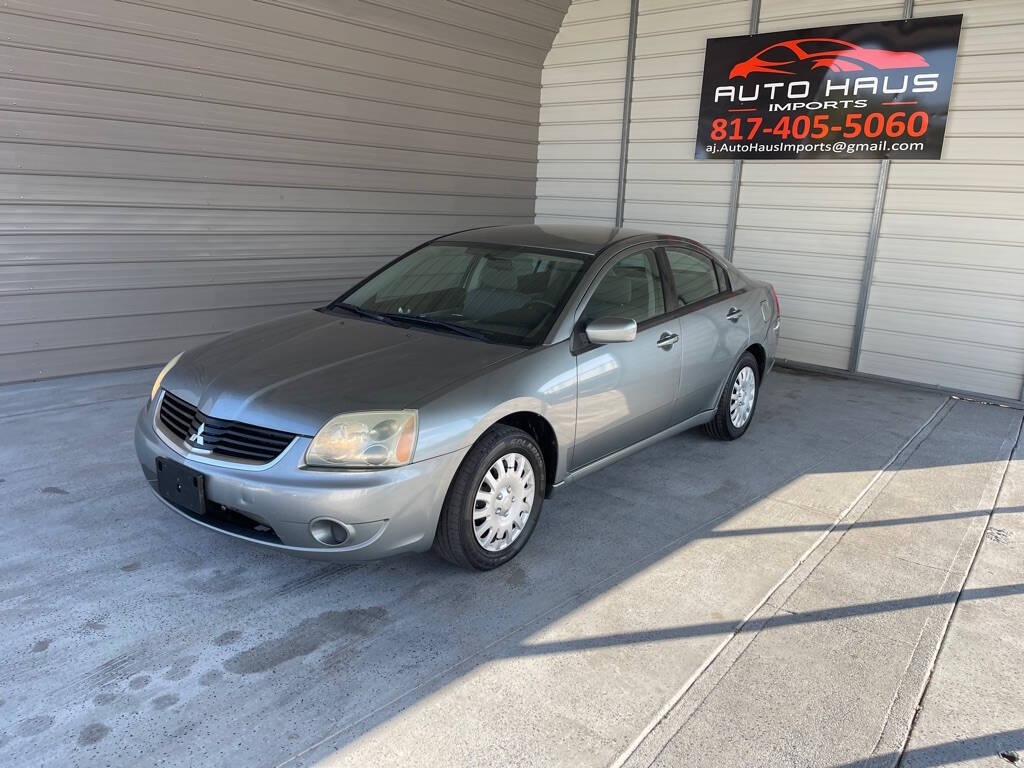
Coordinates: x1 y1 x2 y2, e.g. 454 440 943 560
0 0 570 383
730 0 904 371
536 0 631 225
858 0 1024 399
621 0 750 251
536 0 750 242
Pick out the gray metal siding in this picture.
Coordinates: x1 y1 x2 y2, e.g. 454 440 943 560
0 0 570 383
858 0 1024 399
536 0 631 225
731 0 904 371
624 0 751 252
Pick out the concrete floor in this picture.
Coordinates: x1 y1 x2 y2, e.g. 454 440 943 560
0 367 1021 767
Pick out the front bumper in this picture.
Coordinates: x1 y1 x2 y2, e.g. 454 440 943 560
134 397 467 560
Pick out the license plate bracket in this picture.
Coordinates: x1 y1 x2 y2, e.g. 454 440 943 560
156 457 206 516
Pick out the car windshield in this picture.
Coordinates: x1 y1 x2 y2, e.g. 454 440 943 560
332 242 588 346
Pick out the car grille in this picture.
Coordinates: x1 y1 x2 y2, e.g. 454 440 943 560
158 391 296 463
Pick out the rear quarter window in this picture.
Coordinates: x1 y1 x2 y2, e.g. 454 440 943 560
664 248 721 306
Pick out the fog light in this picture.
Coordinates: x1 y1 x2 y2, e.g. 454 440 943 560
309 517 350 547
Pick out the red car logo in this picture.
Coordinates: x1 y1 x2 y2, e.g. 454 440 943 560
729 37 928 78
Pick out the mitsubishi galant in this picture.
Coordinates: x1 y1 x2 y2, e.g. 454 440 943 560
134 225 781 570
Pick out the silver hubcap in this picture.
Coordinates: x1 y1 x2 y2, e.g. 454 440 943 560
474 452 535 553
730 366 756 428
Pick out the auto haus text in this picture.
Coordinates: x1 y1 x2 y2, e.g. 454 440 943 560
712 73 939 111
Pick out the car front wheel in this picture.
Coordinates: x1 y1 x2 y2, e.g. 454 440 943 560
432 425 545 570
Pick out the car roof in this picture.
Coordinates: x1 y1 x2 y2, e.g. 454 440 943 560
434 224 666 257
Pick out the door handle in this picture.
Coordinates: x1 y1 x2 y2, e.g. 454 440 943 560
657 332 679 349
726 307 743 322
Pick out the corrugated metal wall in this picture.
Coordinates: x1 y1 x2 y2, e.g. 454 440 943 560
858 0 1024 400
536 0 630 225
1 0 571 383
537 0 1024 400
623 0 749 252
733 0 904 371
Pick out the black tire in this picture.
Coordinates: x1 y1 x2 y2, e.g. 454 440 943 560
432 425 545 570
705 352 760 441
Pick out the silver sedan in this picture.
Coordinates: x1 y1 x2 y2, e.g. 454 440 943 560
135 225 781 569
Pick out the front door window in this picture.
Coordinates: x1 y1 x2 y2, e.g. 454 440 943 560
580 249 665 325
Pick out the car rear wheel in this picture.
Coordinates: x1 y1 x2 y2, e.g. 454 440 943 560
705 352 760 440
432 425 545 570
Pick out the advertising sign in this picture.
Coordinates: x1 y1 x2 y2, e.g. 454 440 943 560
695 15 962 160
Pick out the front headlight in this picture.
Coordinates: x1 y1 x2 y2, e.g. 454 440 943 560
150 352 183 403
305 411 418 468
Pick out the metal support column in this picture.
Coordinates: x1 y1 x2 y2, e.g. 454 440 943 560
722 0 761 261
722 161 743 263
847 0 915 371
847 161 891 371
614 0 640 227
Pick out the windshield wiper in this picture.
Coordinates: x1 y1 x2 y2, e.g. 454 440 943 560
332 303 403 327
332 304 494 342
386 315 493 343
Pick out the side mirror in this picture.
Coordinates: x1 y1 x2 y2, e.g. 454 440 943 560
585 317 637 344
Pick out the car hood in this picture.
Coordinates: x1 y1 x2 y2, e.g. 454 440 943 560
162 310 524 436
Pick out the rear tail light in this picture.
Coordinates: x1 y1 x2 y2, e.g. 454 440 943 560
770 286 781 318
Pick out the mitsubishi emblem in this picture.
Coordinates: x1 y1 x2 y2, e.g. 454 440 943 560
188 421 206 446
187 421 212 454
